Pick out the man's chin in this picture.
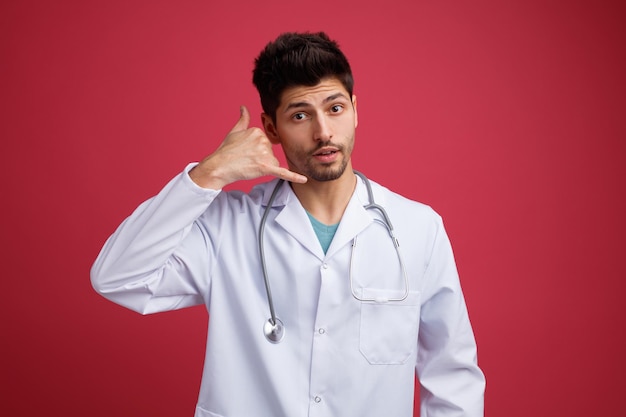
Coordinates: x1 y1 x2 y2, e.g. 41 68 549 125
306 165 348 182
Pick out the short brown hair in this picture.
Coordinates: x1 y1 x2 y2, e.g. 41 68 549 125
252 32 354 121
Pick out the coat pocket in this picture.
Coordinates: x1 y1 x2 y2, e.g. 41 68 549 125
358 289 421 365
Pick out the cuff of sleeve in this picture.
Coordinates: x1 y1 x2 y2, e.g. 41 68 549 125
181 163 222 197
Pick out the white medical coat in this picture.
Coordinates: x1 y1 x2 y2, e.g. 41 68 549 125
91 164 485 417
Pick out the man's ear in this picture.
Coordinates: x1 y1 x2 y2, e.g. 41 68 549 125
261 113 280 144
352 95 358 129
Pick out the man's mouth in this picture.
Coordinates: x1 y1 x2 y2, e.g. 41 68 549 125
313 147 339 157
312 147 340 164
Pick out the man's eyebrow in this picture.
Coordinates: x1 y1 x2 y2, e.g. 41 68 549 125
283 92 350 113
323 92 349 103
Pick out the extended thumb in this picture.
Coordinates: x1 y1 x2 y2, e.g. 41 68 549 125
230 105 250 132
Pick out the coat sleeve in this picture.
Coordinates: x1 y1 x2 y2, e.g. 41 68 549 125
416 215 485 416
90 164 220 315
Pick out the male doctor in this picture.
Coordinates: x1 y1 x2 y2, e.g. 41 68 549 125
91 32 485 416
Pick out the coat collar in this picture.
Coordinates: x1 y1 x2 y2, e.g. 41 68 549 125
260 175 381 260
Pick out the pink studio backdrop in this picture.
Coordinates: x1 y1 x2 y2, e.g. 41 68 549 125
2 1 624 416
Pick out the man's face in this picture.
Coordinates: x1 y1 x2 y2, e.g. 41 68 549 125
262 78 358 182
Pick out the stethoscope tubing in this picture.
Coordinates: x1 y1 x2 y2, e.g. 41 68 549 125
259 171 409 343
258 178 286 342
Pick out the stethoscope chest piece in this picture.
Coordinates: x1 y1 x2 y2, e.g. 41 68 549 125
263 317 285 343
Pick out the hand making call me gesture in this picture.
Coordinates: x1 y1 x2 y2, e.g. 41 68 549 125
189 106 308 190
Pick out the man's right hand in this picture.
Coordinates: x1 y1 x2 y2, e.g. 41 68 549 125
189 106 307 189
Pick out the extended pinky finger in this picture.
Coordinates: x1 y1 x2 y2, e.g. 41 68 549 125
270 167 307 184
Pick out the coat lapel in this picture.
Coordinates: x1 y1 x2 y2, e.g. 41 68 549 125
326 177 374 257
263 175 380 260
264 180 325 259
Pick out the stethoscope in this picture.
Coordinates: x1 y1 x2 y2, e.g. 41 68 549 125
259 171 409 343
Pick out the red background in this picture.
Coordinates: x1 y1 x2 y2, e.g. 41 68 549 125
2 1 625 415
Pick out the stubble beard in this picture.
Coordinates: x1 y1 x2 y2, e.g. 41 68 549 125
295 139 354 182
305 158 349 181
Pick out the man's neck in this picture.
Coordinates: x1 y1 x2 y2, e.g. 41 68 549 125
290 169 357 225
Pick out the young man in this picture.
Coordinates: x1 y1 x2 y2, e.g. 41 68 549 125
91 32 485 416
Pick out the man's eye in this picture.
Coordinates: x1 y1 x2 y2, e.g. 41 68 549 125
330 105 343 113
293 113 306 120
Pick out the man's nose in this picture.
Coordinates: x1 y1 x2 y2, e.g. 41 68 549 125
313 115 333 141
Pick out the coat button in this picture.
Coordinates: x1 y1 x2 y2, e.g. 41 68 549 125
314 396 322 403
